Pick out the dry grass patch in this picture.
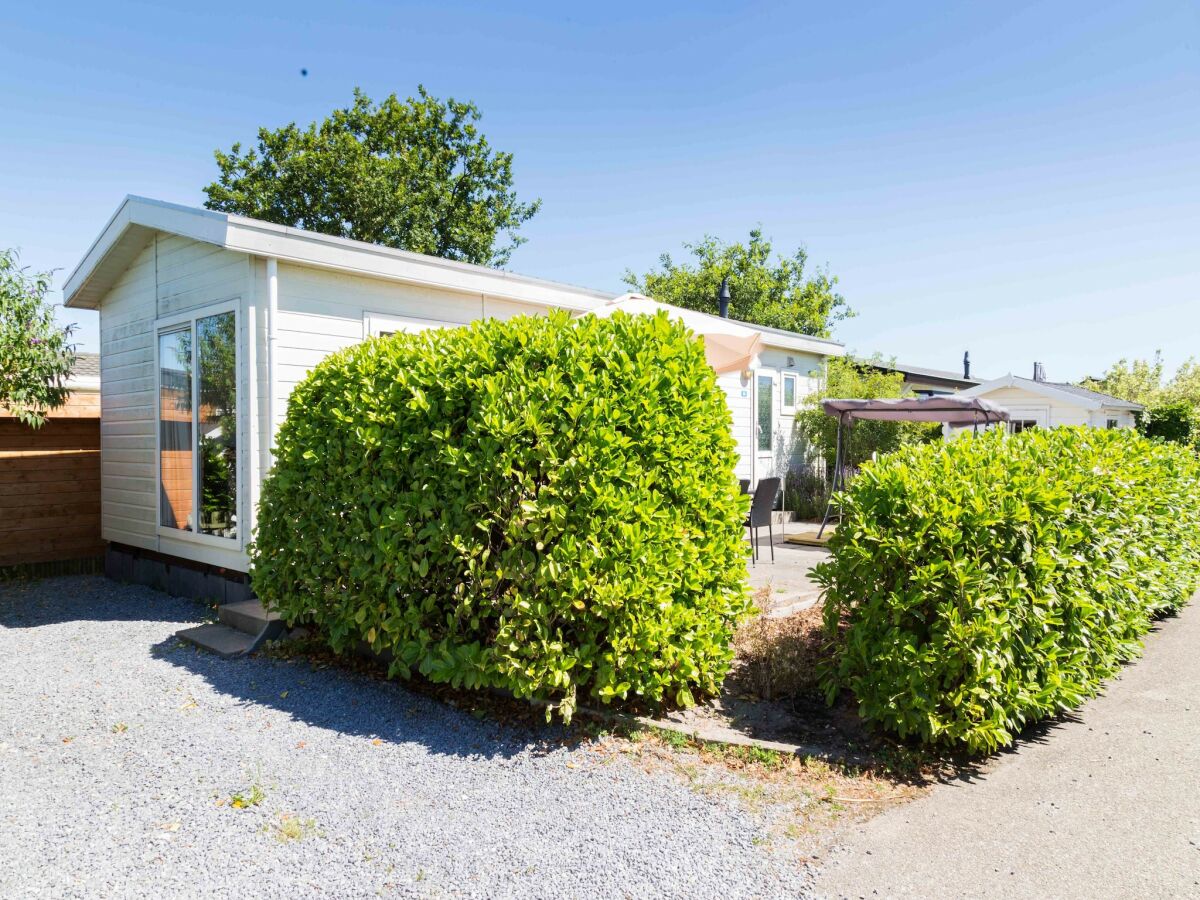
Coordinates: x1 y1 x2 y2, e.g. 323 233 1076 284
732 605 836 702
579 726 930 854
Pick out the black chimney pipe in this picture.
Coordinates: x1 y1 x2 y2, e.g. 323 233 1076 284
717 276 731 318
963 351 971 380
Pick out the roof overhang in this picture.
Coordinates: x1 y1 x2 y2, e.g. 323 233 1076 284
64 196 617 312
581 293 844 363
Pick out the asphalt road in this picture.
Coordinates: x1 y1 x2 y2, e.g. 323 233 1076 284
817 593 1200 899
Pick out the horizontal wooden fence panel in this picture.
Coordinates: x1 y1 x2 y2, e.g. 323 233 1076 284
0 416 104 568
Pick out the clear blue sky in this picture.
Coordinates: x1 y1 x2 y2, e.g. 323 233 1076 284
3 1 1197 382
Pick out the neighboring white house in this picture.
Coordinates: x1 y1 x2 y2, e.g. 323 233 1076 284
946 370 1143 438
63 196 844 583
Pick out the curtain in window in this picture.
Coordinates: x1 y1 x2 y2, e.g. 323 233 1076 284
158 330 193 530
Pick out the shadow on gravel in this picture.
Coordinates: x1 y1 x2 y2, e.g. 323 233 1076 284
0 575 207 629
152 633 565 763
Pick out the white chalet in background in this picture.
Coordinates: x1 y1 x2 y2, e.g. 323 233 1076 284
946 368 1143 437
64 196 843 592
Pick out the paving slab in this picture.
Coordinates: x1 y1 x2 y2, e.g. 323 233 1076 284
746 530 828 615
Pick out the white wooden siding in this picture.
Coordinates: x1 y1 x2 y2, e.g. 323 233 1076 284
717 371 754 482
99 244 157 551
98 236 252 570
270 263 555 434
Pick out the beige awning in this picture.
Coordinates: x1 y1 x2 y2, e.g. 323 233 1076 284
579 294 765 374
702 332 763 374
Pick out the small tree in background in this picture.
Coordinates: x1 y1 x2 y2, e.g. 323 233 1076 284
0 249 76 428
1142 401 1197 448
204 87 541 267
798 356 940 474
622 229 852 337
1082 352 1200 447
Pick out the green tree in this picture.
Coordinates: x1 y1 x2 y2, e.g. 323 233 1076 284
1082 352 1200 444
0 249 77 428
1141 401 1197 447
1080 353 1167 408
204 87 541 266
622 229 852 337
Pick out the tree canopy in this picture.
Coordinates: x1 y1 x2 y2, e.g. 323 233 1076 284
203 87 541 267
0 249 76 428
1081 352 1200 446
622 229 852 337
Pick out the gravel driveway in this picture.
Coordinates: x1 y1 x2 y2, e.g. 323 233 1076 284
0 576 813 899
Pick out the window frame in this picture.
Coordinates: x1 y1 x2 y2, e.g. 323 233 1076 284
363 310 459 338
780 371 799 416
154 300 242 549
756 371 775 455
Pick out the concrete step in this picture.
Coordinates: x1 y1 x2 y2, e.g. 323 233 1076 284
176 623 257 658
218 599 280 635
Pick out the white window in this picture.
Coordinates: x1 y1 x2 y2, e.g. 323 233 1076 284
780 372 798 415
1009 419 1039 434
364 311 458 338
156 304 239 542
756 373 774 453
1106 418 1119 429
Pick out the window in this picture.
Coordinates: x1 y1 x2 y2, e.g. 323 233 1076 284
364 311 457 338
158 308 238 541
1106 418 1119 429
757 374 774 452
781 372 798 415
1009 419 1039 434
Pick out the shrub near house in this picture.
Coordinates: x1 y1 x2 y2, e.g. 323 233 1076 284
251 311 751 720
816 427 1200 753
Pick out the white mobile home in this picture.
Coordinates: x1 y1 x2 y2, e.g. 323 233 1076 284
64 197 842 593
946 370 1143 437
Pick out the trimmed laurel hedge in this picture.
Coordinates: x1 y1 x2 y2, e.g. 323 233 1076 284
251 310 751 719
815 427 1200 753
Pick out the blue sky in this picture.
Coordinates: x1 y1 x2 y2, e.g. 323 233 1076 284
3 1 1197 381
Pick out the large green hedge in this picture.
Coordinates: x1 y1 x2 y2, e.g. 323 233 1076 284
815 427 1200 753
251 311 751 719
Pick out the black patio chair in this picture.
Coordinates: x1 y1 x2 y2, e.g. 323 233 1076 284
745 477 780 564
739 479 751 494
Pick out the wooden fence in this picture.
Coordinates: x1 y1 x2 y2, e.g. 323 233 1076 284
0 415 104 570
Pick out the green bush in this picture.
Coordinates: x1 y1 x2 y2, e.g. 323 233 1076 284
815 427 1200 753
251 311 752 719
1141 400 1198 448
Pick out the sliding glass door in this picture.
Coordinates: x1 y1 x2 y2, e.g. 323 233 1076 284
157 306 239 541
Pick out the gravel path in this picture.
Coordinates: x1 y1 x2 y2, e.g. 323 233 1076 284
0 576 814 899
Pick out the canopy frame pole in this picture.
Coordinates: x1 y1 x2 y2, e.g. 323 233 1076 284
817 412 846 539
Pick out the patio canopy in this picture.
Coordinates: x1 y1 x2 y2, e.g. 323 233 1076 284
822 395 1010 425
581 294 764 374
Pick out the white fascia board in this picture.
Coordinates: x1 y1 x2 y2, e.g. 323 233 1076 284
65 196 616 312
62 199 134 307
758 333 846 357
64 197 230 308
